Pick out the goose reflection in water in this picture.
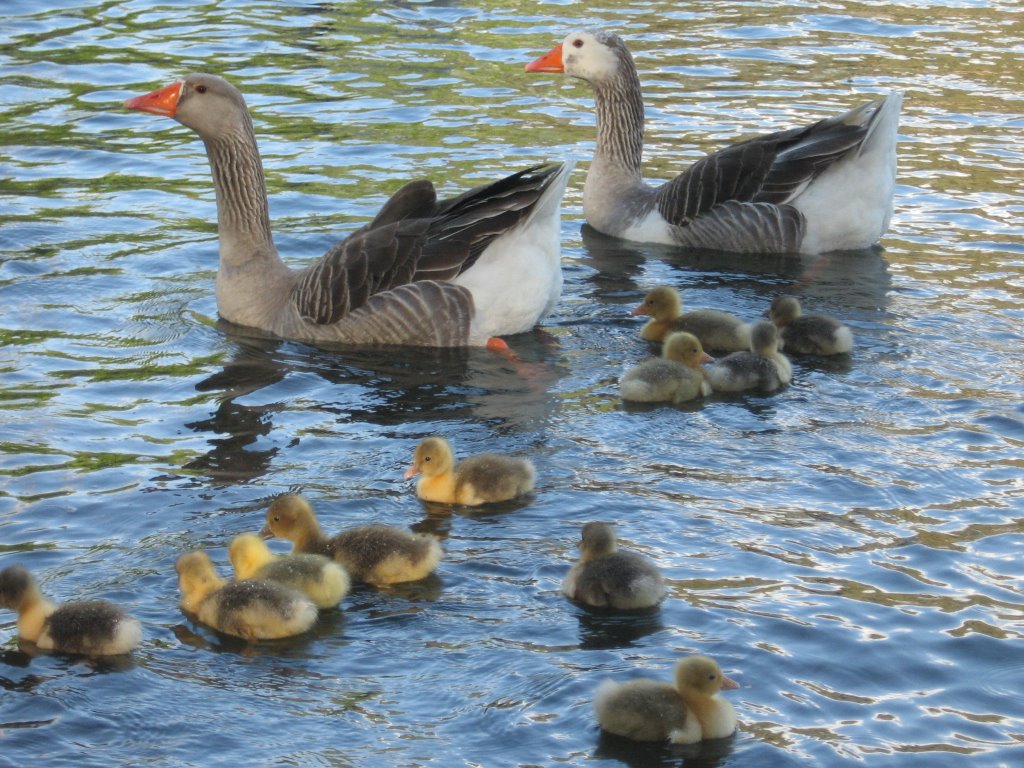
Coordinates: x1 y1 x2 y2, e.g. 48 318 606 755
179 320 565 485
578 222 893 323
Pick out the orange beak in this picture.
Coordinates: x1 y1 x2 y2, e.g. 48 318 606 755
525 44 564 73
124 81 183 117
404 463 420 481
631 302 650 317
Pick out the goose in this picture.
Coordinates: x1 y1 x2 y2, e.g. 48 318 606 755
594 655 739 743
228 533 351 609
0 564 142 656
124 73 572 347
768 295 853 355
404 436 536 505
619 331 712 404
632 285 750 352
175 550 317 640
260 494 442 585
562 522 665 609
706 321 791 392
526 30 901 254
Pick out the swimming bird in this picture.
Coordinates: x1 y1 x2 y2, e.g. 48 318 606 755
175 550 318 640
768 295 853 355
619 331 712 404
0 564 142 656
562 522 665 609
404 436 536 505
706 321 791 392
124 73 572 347
631 286 751 352
228 533 350 609
260 494 442 585
594 655 739 743
526 30 900 254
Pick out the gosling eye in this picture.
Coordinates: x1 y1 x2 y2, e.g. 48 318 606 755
424 456 431 462
272 515 279 523
572 38 584 48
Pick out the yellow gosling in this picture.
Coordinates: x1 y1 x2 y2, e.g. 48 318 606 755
0 564 142 656
404 436 536 505
175 550 317 640
595 655 739 743
632 286 750 352
260 494 442 586
228 533 350 609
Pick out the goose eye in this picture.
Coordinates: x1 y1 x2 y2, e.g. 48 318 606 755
572 38 584 48
195 84 207 94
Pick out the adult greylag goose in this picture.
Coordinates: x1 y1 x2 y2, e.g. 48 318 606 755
0 564 142 656
260 494 442 585
619 331 712 404
594 655 739 743
768 295 853 355
526 30 901 254
632 285 750 352
562 522 665 609
175 550 318 640
124 73 572 347
706 321 791 392
228 533 351 609
404 436 536 505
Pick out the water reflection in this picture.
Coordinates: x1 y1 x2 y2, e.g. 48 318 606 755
594 729 736 768
573 606 666 651
578 223 893 315
178 321 568 485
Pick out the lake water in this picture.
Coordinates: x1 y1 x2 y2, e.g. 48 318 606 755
1 1 1022 766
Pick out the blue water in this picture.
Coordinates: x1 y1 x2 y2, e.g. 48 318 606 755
2 1 1023 766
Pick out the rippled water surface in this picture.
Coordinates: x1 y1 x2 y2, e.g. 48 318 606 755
2 1 1023 766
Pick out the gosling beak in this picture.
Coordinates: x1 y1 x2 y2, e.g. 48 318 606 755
258 524 274 540
404 464 420 481
124 80 183 117
525 44 565 73
630 303 649 317
701 352 715 364
721 673 740 690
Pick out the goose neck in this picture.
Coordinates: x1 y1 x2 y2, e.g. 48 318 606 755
592 72 645 178
202 124 277 266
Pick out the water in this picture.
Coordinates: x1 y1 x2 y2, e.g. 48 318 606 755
2 1 1023 766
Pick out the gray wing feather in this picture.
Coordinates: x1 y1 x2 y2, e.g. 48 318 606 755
324 281 474 347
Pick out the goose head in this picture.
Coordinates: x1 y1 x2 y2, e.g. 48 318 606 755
632 286 682 321
261 493 319 541
578 521 618 562
768 296 802 326
675 655 740 697
0 565 35 610
228 532 275 580
125 73 251 140
749 321 780 356
175 551 224 612
663 331 714 367
405 436 455 481
526 30 631 86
